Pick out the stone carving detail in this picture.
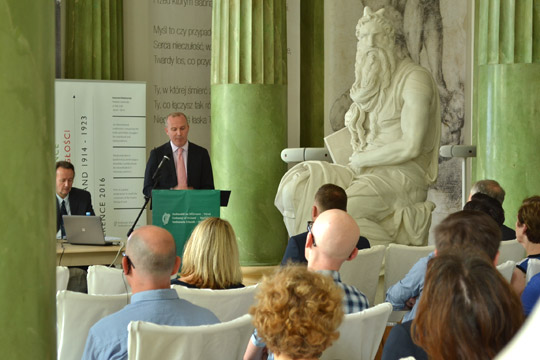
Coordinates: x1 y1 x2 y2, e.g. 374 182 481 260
276 7 441 246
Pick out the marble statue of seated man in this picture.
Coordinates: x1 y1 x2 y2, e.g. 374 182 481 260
275 7 441 246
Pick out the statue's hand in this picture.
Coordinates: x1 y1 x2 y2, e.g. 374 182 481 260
348 152 364 174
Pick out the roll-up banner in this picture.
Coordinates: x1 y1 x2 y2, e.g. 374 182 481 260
55 79 147 238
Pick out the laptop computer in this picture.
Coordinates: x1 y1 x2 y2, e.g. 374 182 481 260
63 215 119 246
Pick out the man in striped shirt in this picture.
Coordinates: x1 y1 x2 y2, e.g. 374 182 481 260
244 209 368 360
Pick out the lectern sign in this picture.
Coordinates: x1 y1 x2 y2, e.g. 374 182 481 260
151 189 220 256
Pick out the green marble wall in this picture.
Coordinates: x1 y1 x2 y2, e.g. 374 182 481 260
0 1 56 358
211 0 288 265
474 0 540 225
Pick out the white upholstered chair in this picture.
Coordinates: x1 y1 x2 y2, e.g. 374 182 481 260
340 245 385 305
127 314 254 360
171 284 258 322
497 260 516 282
56 266 70 292
56 290 131 360
384 243 435 294
321 302 393 360
87 265 131 295
498 239 526 264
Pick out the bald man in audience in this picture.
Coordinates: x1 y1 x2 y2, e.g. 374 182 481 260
82 226 219 360
281 183 370 265
244 209 369 360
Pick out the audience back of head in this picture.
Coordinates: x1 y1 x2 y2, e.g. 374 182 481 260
412 252 524 360
127 225 178 278
307 209 360 270
464 192 505 226
470 179 506 204
435 210 501 261
517 195 540 244
250 265 344 360
314 184 348 212
180 217 243 289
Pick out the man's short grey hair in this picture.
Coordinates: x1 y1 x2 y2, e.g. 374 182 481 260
470 179 506 204
126 233 177 276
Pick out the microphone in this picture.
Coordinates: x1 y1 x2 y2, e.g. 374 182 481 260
151 155 170 181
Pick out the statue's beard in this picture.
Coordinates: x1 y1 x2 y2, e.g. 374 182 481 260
350 46 395 112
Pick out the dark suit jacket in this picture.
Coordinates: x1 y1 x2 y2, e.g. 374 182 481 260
143 141 214 197
56 187 96 231
502 224 516 240
281 231 371 265
381 320 428 360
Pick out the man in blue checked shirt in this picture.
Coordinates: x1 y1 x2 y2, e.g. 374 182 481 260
244 209 369 360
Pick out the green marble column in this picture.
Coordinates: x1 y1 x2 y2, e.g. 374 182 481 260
211 0 287 265
0 1 56 358
474 0 540 225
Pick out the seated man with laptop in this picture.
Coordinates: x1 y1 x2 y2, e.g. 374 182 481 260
56 161 96 292
56 161 95 238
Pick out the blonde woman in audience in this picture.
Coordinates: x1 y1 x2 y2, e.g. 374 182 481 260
412 252 524 360
171 217 244 289
250 266 344 360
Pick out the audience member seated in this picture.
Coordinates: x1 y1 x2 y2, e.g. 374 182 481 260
469 179 516 239
249 266 344 360
511 196 540 299
464 192 514 240
245 209 369 360
411 252 524 359
522 272 540 316
382 319 427 360
171 217 244 289
56 160 96 293
82 225 219 360
281 184 369 265
385 210 501 323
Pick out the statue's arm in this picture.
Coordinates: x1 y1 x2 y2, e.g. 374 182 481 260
349 69 433 169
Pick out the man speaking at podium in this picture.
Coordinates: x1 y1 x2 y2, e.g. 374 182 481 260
143 112 214 198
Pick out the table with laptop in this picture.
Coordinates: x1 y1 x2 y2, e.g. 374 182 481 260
57 215 125 267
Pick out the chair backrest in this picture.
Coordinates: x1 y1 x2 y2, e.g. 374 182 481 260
497 260 516 282
56 290 131 360
171 284 258 322
56 266 70 292
498 240 526 264
87 265 131 295
321 302 393 360
127 314 254 360
340 245 385 305
384 244 435 294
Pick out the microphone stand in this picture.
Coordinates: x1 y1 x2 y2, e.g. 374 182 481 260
127 196 151 237
127 159 167 237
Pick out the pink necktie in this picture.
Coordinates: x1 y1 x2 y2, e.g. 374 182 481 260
176 148 188 189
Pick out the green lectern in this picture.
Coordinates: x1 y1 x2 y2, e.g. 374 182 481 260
151 189 221 256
